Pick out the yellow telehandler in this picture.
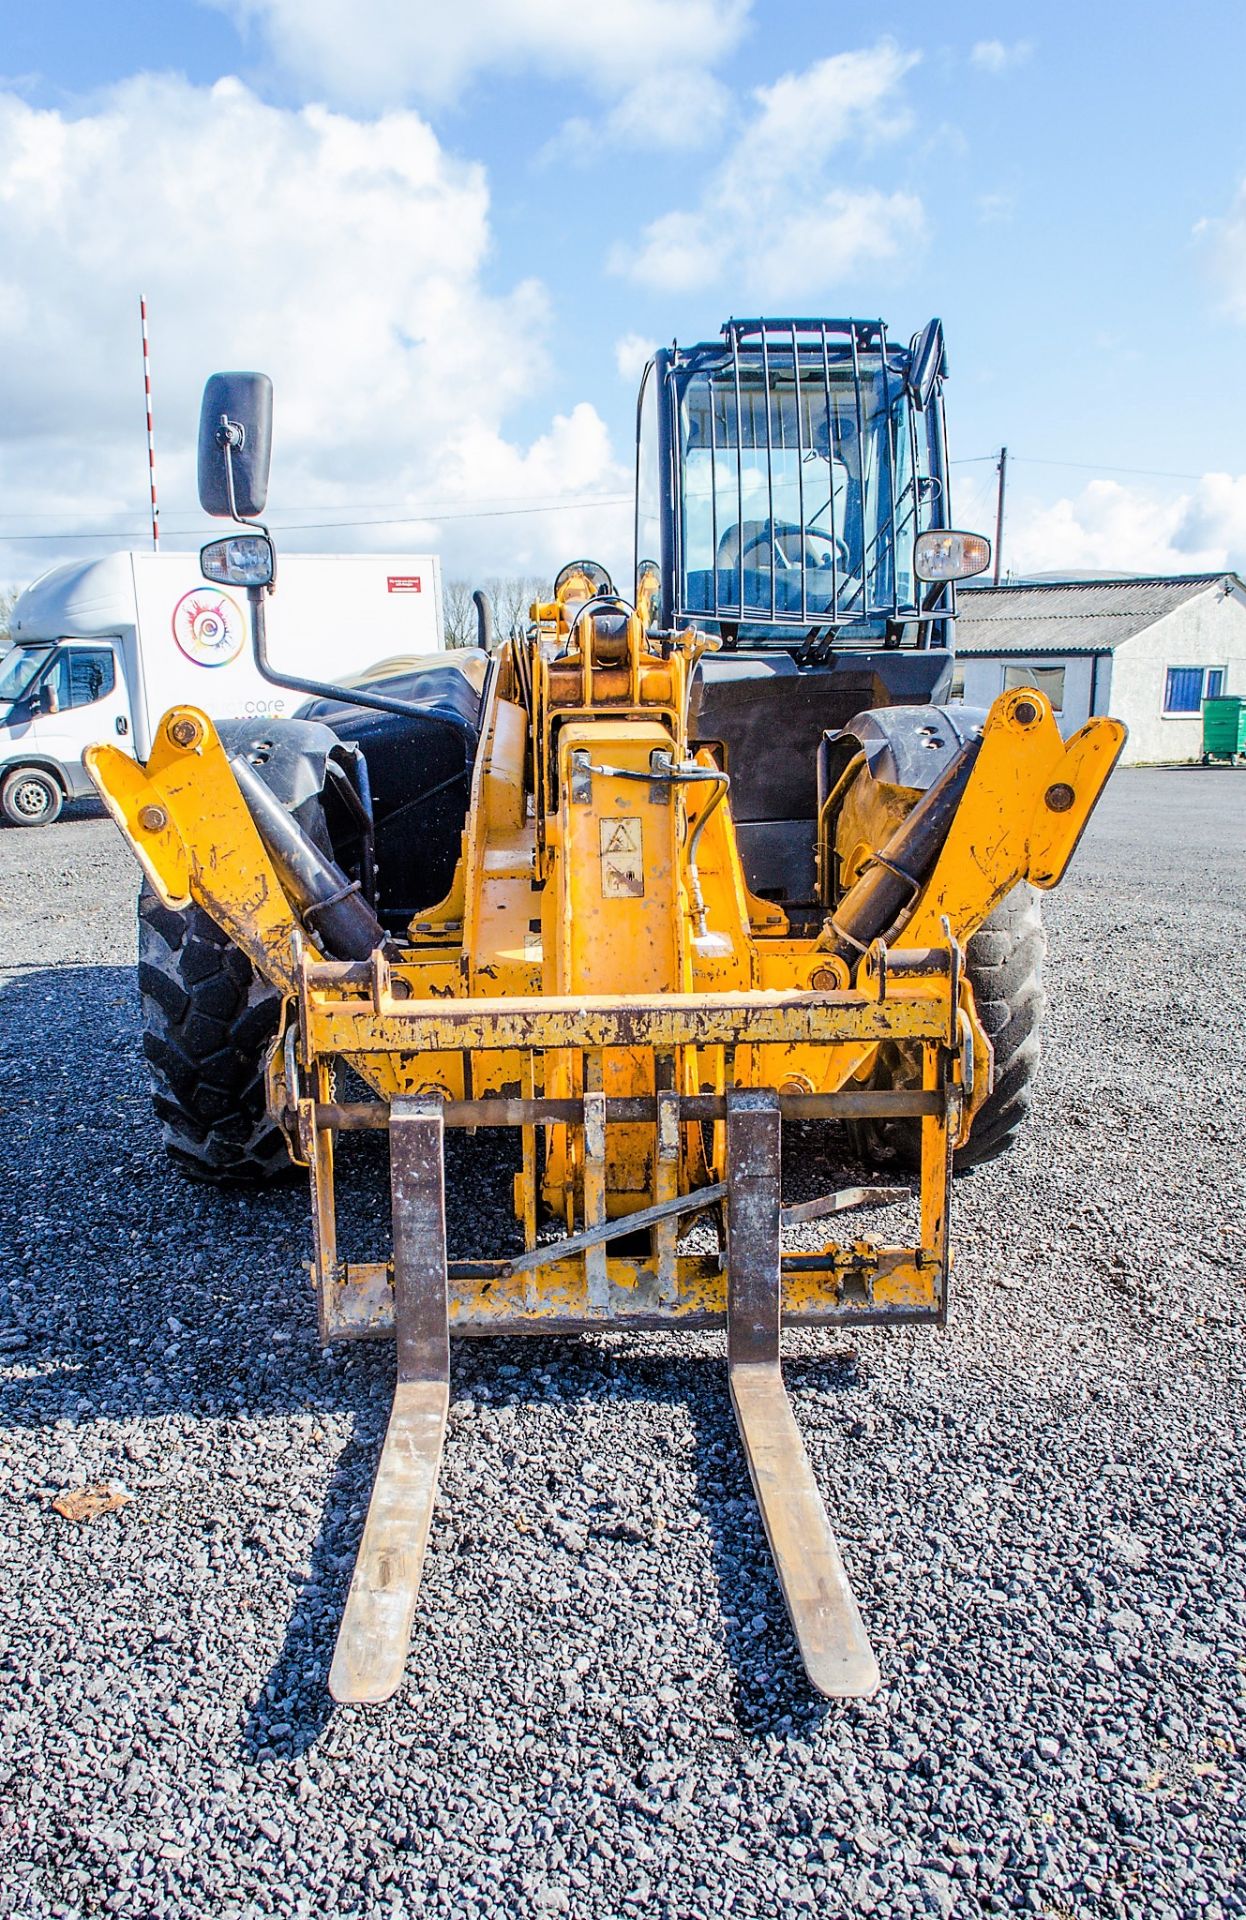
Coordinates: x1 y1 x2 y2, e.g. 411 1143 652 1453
87 320 1124 1704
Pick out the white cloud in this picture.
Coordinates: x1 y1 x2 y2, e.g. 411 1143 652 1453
970 39 1033 73
0 76 630 590
1174 472 1246 555
543 71 731 164
615 333 657 381
614 43 925 298
1195 177 1246 323
210 0 751 108
1007 475 1246 578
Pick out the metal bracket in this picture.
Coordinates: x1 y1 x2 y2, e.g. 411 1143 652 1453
570 748 593 805
328 1098 450 1704
724 1089 880 1700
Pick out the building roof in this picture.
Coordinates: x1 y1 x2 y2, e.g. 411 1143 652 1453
954 574 1239 655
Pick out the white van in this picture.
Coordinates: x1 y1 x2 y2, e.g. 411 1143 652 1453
0 550 444 825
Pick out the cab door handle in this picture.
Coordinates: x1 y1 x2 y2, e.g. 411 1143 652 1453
115 716 129 736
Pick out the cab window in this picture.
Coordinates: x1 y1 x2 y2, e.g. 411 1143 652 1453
44 647 116 712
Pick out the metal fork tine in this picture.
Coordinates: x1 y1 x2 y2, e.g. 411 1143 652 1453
729 1364 880 1698
725 1090 880 1699
329 1098 450 1705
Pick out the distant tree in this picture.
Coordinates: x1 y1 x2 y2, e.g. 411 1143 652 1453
0 588 17 646
483 575 547 642
442 578 477 649
442 574 548 650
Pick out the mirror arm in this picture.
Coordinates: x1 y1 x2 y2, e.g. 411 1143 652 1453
218 415 245 524
213 406 434 723
246 586 433 722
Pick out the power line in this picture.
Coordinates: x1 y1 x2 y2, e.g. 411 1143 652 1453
0 492 633 545
953 452 1211 482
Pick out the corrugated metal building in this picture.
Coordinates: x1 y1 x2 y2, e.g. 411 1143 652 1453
953 574 1246 764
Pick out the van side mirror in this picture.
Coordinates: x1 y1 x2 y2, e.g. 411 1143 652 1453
197 372 273 520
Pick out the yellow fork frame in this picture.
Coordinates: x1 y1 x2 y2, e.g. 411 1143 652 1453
86 684 1124 1356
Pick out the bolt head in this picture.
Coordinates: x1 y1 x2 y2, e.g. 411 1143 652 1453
137 804 168 833
1044 781 1076 813
169 717 201 748
1012 699 1039 726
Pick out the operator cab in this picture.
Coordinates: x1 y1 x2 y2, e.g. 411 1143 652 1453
635 318 990 915
636 316 983 654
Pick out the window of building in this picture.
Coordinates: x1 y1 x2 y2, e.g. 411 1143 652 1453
1003 662 1065 711
1164 665 1225 714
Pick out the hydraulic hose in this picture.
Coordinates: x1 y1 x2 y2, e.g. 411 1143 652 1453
229 751 386 962
577 752 729 937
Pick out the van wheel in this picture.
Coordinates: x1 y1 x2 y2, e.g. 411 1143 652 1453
2 766 63 826
137 887 296 1184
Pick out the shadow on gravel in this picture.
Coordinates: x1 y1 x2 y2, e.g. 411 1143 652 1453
2 963 862 1758
240 1397 389 1761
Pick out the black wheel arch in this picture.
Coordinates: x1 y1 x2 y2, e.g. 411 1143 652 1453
818 702 988 826
2 756 71 795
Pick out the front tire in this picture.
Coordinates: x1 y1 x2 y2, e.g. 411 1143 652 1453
2 766 63 826
137 888 294 1184
853 884 1047 1173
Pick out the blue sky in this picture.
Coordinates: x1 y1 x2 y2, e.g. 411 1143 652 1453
2 0 1245 591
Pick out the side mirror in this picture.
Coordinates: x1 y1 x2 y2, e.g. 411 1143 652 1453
201 533 275 590
36 682 55 716
907 319 946 410
197 372 273 519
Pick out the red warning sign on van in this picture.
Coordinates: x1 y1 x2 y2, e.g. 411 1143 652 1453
386 575 422 593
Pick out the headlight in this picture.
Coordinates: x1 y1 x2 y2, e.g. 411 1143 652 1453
913 530 991 582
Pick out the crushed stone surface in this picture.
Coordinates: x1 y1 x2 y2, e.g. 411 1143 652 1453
0 774 1243 1918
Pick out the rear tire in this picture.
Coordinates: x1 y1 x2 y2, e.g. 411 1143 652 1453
137 887 295 1185
853 884 1047 1173
2 766 63 826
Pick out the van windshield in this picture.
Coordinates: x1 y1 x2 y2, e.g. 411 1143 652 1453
0 646 47 708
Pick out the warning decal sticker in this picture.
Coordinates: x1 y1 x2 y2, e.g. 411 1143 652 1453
599 816 644 899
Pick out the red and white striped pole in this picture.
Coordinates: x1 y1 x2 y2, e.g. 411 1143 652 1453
140 295 159 551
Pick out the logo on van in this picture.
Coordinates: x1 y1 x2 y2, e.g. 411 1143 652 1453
172 588 245 667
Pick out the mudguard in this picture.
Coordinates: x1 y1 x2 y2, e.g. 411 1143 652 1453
818 702 988 812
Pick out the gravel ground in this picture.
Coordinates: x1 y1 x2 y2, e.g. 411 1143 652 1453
0 773 1243 1919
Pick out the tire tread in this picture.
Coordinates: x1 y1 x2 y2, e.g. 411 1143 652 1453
137 888 294 1184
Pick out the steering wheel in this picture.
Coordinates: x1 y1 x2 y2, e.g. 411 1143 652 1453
719 518 849 575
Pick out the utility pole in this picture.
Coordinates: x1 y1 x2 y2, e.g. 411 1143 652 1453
993 445 1007 585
